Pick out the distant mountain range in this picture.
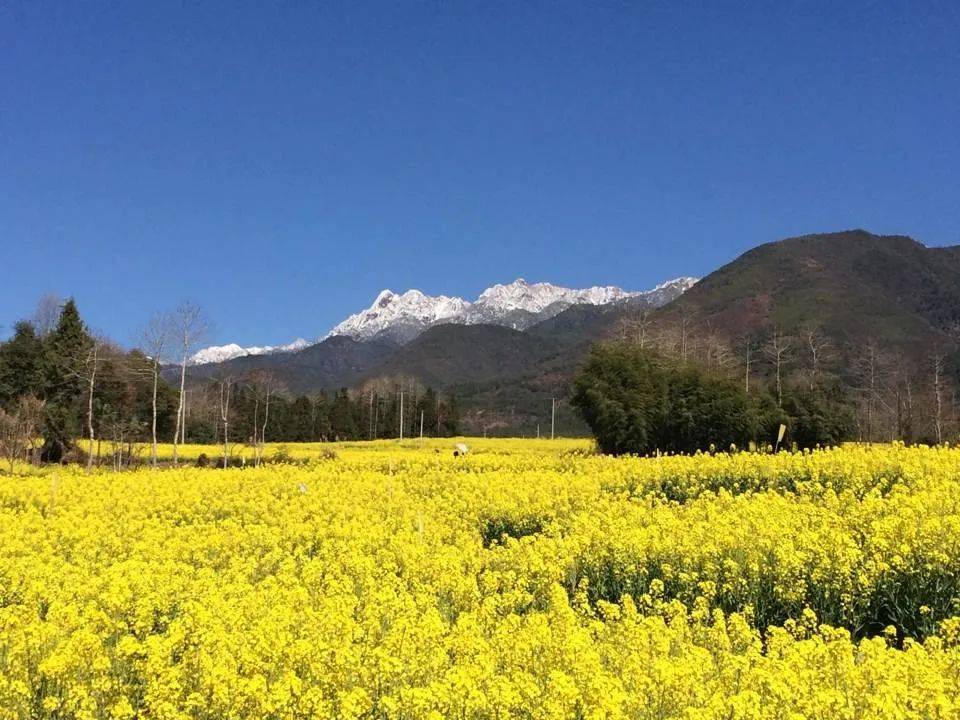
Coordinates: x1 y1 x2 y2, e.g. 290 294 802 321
190 338 311 366
324 277 698 344
179 230 960 435
189 276 697 363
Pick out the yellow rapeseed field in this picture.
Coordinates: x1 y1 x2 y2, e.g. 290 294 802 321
2 440 960 719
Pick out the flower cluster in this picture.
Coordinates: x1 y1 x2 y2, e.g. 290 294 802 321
1 441 959 718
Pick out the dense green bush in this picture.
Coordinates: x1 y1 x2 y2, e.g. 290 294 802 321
571 344 754 455
572 343 855 455
780 384 856 448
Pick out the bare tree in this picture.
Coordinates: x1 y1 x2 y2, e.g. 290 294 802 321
855 342 890 442
140 312 172 468
106 415 143 472
81 338 105 474
32 293 63 338
653 324 679 359
247 370 282 466
619 308 656 348
55 334 107 473
762 329 793 406
932 352 947 445
218 374 234 468
703 327 732 371
368 388 375 440
655 313 698 362
170 303 209 465
741 335 755 394
0 396 45 474
717 339 734 371
679 312 697 363
803 326 833 389
0 410 26 473
889 353 916 443
20 396 44 466
635 308 655 349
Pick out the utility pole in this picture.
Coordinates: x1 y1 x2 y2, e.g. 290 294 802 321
551 398 556 440
537 423 540 439
420 410 424 440
399 390 404 440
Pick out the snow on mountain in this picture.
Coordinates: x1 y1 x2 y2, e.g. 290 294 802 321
640 276 700 307
189 338 309 366
189 344 247 365
188 276 698 364
326 277 698 343
472 279 634 314
327 289 472 345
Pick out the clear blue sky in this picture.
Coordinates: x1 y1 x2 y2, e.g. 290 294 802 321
2 1 958 347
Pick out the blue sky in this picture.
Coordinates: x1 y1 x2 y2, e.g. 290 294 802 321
2 1 958 347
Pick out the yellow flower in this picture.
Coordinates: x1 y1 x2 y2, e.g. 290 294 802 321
1 441 959 718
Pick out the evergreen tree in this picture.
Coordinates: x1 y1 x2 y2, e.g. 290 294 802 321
286 396 315 441
41 299 93 454
380 391 399 439
329 388 358 440
312 392 332 441
441 394 461 437
405 387 421 438
229 384 257 445
420 387 439 437
0 321 45 407
94 356 135 440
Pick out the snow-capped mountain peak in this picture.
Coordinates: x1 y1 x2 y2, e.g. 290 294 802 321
473 279 639 314
326 288 472 344
640 276 699 305
189 338 309 365
474 278 560 313
189 343 248 365
373 289 396 307
326 276 697 343
188 275 698 364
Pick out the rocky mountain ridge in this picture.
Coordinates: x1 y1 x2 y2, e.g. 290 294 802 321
190 276 697 363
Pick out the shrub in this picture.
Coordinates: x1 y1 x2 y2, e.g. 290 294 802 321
572 344 754 455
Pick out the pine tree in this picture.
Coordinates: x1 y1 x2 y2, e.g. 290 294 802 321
420 387 439 437
287 396 315 442
441 394 461 436
312 392 332 441
329 388 358 440
41 298 93 455
0 321 45 407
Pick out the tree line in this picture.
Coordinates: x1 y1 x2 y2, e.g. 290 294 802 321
576 308 960 454
178 377 460 465
0 296 460 471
